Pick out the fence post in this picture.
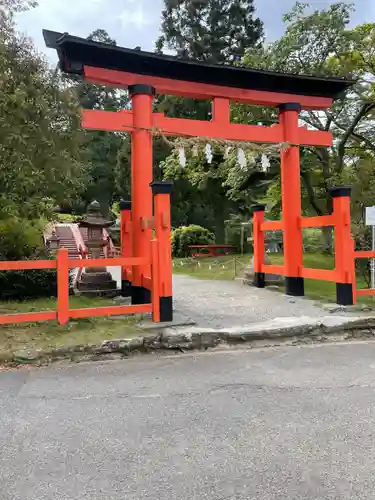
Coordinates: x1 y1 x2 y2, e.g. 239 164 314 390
150 180 173 322
119 199 132 297
350 236 357 305
57 247 69 325
330 186 354 305
252 205 266 288
151 239 160 322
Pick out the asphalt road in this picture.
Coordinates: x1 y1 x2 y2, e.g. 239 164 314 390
2 343 375 499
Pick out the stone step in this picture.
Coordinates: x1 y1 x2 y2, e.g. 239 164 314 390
76 289 119 298
77 280 118 291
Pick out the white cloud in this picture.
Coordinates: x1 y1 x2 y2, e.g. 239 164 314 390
117 5 152 29
16 0 115 62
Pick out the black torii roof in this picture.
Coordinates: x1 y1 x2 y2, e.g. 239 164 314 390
43 29 354 99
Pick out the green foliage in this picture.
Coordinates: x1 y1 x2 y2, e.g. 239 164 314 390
0 262 57 301
115 138 131 202
243 2 353 77
110 201 120 220
241 2 375 229
73 29 130 213
302 229 324 253
171 225 215 257
0 217 59 300
55 213 80 223
344 156 375 276
0 10 89 220
1 0 37 13
115 133 168 206
161 144 273 237
82 129 124 214
0 218 45 260
156 0 263 63
224 216 252 253
156 0 265 231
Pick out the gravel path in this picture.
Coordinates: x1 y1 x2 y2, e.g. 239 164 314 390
172 274 326 327
3 343 375 499
109 267 349 328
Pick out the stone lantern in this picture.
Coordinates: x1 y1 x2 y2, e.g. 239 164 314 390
77 200 118 297
47 230 60 253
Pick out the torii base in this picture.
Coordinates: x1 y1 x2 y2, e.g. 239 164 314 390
131 286 151 305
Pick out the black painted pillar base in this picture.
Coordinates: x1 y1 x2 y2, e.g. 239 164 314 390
253 272 265 288
285 277 305 297
160 296 173 322
121 280 132 297
336 283 354 306
131 286 151 305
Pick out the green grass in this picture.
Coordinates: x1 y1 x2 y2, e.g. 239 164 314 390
173 253 375 305
0 295 141 363
173 254 248 280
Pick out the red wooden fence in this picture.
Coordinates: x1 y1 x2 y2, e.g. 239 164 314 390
252 186 356 305
0 242 161 326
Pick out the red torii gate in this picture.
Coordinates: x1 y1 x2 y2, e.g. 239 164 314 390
44 30 355 309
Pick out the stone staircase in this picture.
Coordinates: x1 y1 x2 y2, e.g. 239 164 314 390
54 225 81 259
53 224 110 259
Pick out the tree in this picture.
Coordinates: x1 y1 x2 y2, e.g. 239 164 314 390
239 2 375 249
156 0 263 63
161 144 277 238
156 0 264 235
74 29 130 213
0 2 89 219
1 0 36 10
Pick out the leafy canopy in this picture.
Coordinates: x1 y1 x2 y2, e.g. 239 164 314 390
0 1 89 218
156 0 263 64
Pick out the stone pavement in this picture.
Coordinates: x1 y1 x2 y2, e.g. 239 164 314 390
109 267 359 328
172 274 346 328
3 343 375 499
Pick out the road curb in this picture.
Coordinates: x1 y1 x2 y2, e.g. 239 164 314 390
10 314 375 365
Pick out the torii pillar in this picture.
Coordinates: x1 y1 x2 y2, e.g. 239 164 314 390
129 84 155 305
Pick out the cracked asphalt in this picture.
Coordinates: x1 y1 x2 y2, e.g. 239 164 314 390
2 342 375 499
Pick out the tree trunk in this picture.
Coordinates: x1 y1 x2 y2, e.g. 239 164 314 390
321 226 333 254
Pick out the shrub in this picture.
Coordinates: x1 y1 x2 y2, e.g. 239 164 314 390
0 256 58 300
0 217 61 300
56 213 80 223
171 225 215 257
224 216 252 254
0 217 45 260
302 228 326 253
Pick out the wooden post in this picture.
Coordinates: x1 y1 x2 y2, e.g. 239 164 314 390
330 186 354 305
151 239 160 322
150 180 173 322
252 205 266 288
129 84 155 305
57 247 69 325
119 199 132 297
350 236 357 305
279 103 304 296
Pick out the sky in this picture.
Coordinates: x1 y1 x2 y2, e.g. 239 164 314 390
16 0 375 64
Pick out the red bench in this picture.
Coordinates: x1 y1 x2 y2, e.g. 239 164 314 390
189 244 234 258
